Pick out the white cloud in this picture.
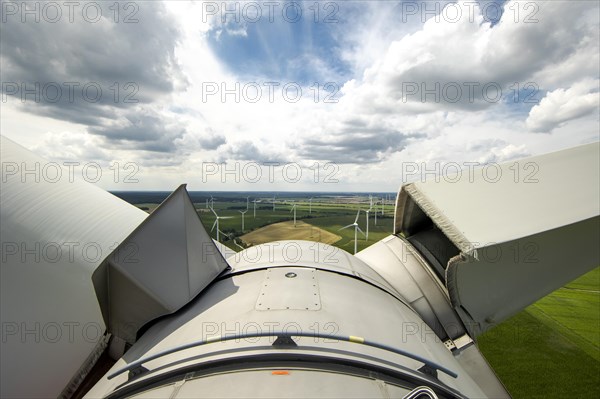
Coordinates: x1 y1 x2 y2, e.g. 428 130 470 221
31 131 112 163
2 0 599 191
526 80 600 132
290 0 599 180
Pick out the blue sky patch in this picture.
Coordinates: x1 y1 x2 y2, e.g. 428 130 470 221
207 2 352 85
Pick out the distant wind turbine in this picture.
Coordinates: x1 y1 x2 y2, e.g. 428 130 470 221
238 209 247 232
339 210 365 254
210 208 233 242
381 197 384 215
209 195 214 209
374 200 378 225
252 199 259 218
364 195 374 239
363 208 371 240
238 197 249 232
290 202 297 227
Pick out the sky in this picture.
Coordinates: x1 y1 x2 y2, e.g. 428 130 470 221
1 0 599 192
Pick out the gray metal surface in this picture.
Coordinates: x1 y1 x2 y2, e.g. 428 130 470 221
0 136 147 398
92 185 229 344
127 369 418 399
226 240 405 303
214 240 237 260
453 345 510 398
394 142 600 250
5 136 594 398
356 235 466 342
128 369 416 399
256 268 321 311
447 216 599 336
393 142 600 336
86 263 487 398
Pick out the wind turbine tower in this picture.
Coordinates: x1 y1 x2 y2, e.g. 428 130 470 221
290 202 298 227
364 208 370 240
238 197 249 232
210 208 233 242
339 210 365 254
374 200 378 225
252 199 258 218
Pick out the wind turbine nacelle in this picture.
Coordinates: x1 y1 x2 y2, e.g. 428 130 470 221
86 240 500 398
1 136 598 398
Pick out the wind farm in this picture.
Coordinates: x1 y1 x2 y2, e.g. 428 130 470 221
3 0 599 396
202 193 391 253
339 209 366 254
1 134 598 399
290 201 298 227
108 187 600 399
119 191 394 253
238 197 249 232
210 206 234 242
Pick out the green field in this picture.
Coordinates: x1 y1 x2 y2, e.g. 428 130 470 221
240 220 341 245
478 267 600 398
192 197 395 252
136 196 599 398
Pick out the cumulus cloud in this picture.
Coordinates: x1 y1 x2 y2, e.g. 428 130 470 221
174 129 227 151
526 81 600 132
290 0 599 168
292 118 425 163
2 0 598 189
340 1 597 113
473 141 531 164
31 131 112 163
87 107 186 152
1 1 187 152
220 140 284 163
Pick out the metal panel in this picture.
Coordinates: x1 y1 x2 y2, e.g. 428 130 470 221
87 266 488 398
356 235 466 342
0 136 147 398
93 185 230 344
256 268 321 311
395 142 599 253
133 369 415 398
227 240 404 302
393 142 600 336
214 240 237 260
453 345 510 398
447 216 600 336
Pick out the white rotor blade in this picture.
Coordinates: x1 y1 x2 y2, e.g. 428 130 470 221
0 136 146 398
356 226 366 237
394 142 600 337
339 224 354 231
